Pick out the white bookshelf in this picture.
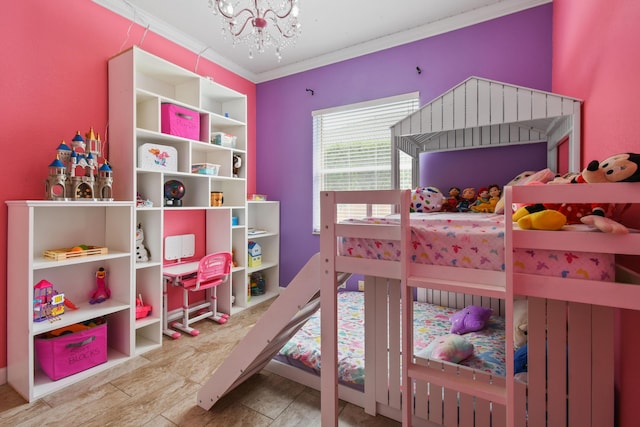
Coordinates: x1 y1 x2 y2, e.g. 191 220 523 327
6 200 134 402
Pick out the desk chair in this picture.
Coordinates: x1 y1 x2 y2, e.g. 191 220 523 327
170 252 232 336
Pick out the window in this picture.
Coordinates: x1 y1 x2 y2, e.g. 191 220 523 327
312 92 419 233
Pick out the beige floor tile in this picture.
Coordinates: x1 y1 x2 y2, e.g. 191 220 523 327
0 297 400 427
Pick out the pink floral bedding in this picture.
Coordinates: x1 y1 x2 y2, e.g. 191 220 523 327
276 291 506 388
340 212 615 281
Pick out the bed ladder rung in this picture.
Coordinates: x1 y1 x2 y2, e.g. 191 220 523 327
408 361 506 405
407 276 506 299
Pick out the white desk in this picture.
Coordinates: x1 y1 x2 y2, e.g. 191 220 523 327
163 261 199 282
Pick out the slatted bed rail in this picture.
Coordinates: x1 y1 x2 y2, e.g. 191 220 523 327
502 182 640 427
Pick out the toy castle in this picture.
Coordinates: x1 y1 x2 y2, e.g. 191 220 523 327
46 128 114 201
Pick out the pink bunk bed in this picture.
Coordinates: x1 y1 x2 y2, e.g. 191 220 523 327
317 183 640 427
196 78 640 426
314 78 640 425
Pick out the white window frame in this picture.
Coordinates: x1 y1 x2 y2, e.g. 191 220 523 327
312 92 419 233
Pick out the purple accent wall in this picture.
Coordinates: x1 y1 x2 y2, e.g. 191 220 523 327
420 143 548 191
256 5 553 287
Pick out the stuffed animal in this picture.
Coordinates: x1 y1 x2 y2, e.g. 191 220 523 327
572 153 640 184
410 186 444 212
456 187 476 212
449 305 492 334
416 334 474 363
494 168 556 214
136 223 150 262
233 154 242 177
513 204 567 230
441 187 461 212
514 344 528 374
471 184 501 213
513 299 528 348
514 153 640 233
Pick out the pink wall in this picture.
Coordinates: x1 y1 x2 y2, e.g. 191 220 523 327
552 0 640 424
0 1 256 370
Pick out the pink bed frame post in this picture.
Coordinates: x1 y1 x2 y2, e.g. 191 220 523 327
320 191 339 426
504 185 516 427
398 190 413 426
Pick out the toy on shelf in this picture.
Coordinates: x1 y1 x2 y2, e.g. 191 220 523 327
33 279 65 322
89 267 111 304
249 272 266 296
248 241 262 267
43 244 108 261
136 223 150 262
231 248 238 267
45 128 114 201
136 192 153 207
164 179 185 207
233 154 242 177
136 293 152 319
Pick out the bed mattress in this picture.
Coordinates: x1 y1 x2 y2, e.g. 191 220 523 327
340 212 615 281
275 291 505 390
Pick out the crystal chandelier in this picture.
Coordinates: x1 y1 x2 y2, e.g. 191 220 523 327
208 0 301 61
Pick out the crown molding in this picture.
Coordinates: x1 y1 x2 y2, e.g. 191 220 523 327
93 0 551 84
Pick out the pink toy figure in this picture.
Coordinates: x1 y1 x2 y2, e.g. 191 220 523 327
90 267 111 304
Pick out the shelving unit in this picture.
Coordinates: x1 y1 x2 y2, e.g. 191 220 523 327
6 200 134 402
237 201 281 313
108 47 275 333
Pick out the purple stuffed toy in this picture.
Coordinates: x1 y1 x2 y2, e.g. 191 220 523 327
449 305 492 334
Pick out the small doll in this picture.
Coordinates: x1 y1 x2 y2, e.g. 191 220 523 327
456 187 476 212
488 184 501 204
470 187 490 209
471 185 501 213
441 186 461 212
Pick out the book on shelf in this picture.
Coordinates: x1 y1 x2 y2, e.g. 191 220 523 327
248 228 268 236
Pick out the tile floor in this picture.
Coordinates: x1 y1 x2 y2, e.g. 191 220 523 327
0 298 400 426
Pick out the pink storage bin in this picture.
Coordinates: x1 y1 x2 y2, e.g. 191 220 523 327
35 321 107 381
161 103 200 140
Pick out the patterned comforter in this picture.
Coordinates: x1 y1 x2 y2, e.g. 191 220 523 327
276 291 506 388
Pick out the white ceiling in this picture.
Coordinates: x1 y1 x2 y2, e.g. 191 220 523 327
93 0 550 83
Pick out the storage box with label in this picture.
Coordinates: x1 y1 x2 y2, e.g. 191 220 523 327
211 132 237 148
35 319 107 381
192 163 220 176
161 103 201 140
138 143 178 171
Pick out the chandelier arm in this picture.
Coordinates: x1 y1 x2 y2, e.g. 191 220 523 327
215 2 256 21
271 22 298 38
228 15 255 37
262 1 295 20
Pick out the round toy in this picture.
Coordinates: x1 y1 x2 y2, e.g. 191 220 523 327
164 180 185 207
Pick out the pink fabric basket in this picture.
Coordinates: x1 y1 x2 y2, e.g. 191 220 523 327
35 321 107 381
161 103 200 140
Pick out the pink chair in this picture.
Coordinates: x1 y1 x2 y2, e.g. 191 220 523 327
171 252 232 336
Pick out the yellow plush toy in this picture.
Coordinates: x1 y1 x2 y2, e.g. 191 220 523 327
512 205 567 231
